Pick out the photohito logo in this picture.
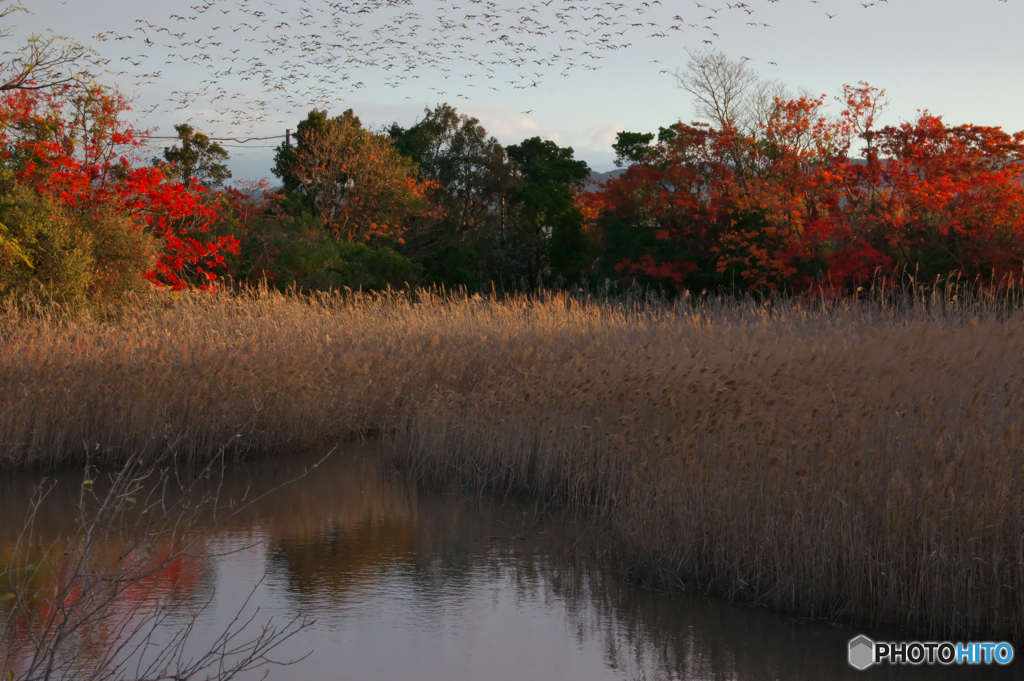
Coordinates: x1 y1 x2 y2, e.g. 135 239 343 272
848 635 1014 669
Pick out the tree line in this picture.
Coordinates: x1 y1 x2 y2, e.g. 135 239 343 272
3 51 1024 313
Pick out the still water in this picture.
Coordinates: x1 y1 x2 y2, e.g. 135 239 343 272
1 443 1016 680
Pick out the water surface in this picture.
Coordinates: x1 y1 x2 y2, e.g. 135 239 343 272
1 444 1015 680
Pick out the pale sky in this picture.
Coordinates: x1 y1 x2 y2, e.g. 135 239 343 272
14 0 1024 178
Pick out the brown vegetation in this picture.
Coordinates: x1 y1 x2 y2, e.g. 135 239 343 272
2 287 1024 641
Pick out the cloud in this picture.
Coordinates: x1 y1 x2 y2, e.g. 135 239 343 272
454 105 622 167
588 124 626 150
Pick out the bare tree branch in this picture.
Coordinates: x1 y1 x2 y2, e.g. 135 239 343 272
672 49 758 134
1 34 96 92
1 0 98 93
672 49 796 141
1 447 333 680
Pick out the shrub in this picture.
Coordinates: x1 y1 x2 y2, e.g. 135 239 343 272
0 173 156 312
232 212 420 292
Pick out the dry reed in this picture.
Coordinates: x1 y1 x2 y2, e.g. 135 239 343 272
2 286 1024 642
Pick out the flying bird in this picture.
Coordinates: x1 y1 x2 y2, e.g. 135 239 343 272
87 0 887 130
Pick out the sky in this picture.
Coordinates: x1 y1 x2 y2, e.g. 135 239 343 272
12 0 1024 179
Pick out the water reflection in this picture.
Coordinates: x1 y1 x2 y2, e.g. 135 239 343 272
2 444 1016 680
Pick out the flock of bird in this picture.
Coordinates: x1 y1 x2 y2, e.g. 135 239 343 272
78 0 887 131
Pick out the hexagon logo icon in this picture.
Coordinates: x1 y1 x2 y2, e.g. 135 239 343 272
848 635 875 670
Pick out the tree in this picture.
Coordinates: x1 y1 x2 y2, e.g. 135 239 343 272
388 103 515 286
272 108 339 204
671 49 795 171
0 33 97 93
0 1 102 93
673 49 805 140
611 131 656 168
505 137 592 286
843 109 1024 282
0 171 158 310
672 49 758 134
588 78 1024 297
591 124 734 293
274 109 437 243
155 124 232 189
0 83 240 296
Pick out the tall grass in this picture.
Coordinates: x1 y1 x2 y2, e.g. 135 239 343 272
2 285 1024 641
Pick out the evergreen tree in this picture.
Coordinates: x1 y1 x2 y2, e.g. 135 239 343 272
156 124 231 189
505 137 592 287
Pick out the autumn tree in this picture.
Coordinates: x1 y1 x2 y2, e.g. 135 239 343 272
843 110 1024 281
589 76 1024 297
0 83 239 302
591 124 735 292
274 108 435 243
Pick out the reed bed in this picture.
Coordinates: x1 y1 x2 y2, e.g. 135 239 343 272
2 287 1024 642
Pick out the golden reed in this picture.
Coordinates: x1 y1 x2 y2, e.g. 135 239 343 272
2 286 1023 642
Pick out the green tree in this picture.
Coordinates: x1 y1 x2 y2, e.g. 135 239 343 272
504 137 592 287
611 131 656 168
388 103 515 287
156 124 232 189
231 212 421 292
272 109 366 218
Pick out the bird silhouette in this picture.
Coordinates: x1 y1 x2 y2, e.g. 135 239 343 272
88 0 889 131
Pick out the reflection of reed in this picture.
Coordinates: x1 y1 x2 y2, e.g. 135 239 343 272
251 453 999 680
208 444 416 537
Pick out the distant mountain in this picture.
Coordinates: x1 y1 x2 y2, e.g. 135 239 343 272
585 159 877 187
588 168 625 186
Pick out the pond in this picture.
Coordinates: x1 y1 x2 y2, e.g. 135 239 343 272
0 443 1015 680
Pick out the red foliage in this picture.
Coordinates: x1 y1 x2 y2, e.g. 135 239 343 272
222 177 280 233
616 255 698 291
588 82 1024 294
0 85 240 291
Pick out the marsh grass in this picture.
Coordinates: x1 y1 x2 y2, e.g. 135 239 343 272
3 284 1024 642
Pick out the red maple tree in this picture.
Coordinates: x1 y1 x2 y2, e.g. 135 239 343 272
587 83 1024 296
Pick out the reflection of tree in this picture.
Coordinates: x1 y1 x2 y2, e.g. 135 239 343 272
1 549 210 677
1 452 311 681
269 519 417 595
3 450 982 680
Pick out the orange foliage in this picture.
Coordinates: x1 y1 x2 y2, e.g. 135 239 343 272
589 83 1024 294
290 117 440 243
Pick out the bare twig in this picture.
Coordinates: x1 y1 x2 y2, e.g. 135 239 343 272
1 446 332 680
